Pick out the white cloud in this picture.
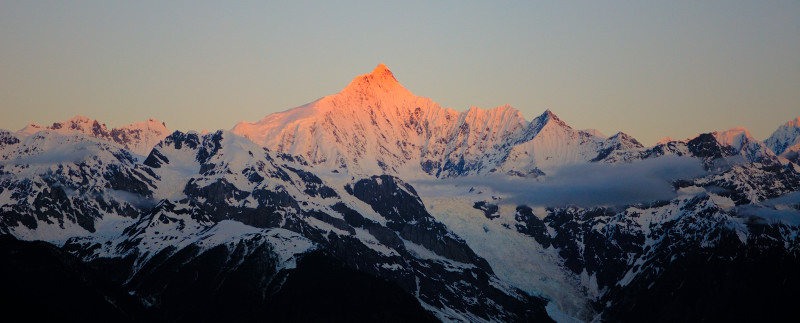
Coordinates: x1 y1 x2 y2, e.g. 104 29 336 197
431 156 707 207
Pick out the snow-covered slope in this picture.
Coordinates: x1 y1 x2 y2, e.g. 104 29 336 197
765 117 800 162
18 116 169 156
418 154 800 321
233 64 635 178
19 115 107 137
0 129 550 322
233 64 446 176
0 130 156 242
497 111 608 176
711 127 775 164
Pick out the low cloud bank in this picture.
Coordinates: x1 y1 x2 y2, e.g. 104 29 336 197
3 141 100 166
736 205 800 226
435 156 707 208
738 192 800 226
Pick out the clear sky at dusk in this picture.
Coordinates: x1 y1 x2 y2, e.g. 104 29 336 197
1 1 798 145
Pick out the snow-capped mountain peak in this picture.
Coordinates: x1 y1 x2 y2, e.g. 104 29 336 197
539 109 564 126
368 63 399 83
786 117 800 128
765 116 800 162
655 137 677 145
514 109 567 142
16 115 169 157
712 127 754 151
119 118 167 132
606 132 644 149
232 64 445 175
582 128 606 138
707 127 777 164
111 118 170 156
232 65 648 178
339 63 412 99
19 115 107 138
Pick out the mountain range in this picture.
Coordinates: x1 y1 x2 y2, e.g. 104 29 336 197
2 64 799 322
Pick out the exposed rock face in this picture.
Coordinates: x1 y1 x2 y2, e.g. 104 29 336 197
346 175 492 271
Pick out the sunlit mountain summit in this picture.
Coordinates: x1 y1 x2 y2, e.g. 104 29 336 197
233 64 652 179
2 64 800 322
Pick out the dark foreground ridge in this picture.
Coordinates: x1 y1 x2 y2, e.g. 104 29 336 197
0 235 440 323
0 235 148 322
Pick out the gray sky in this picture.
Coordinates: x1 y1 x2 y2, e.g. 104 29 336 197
1 1 798 144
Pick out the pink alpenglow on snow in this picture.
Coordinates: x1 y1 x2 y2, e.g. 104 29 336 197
17 116 170 156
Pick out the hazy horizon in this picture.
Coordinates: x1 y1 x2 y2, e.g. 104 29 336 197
2 1 798 144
